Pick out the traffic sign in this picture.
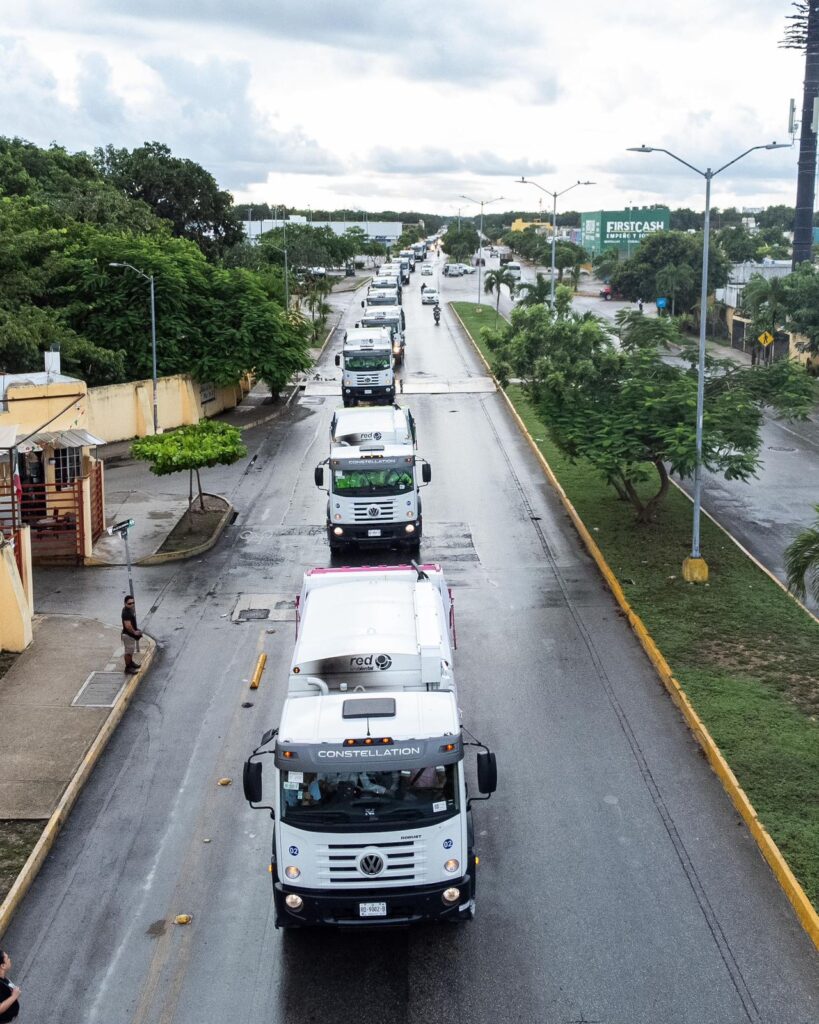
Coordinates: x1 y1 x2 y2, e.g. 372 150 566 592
656 297 668 309
758 331 774 347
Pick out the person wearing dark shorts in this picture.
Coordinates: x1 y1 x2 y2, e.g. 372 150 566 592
0 950 21 1021
121 595 143 675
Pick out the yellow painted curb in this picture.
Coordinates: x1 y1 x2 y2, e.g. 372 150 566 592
451 303 819 952
0 636 157 939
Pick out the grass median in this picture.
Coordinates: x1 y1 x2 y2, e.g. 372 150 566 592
453 300 819 911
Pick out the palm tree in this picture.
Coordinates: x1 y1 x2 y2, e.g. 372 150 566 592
516 272 553 307
483 267 518 321
781 2 819 267
740 274 789 362
785 505 819 602
655 263 695 316
593 248 620 282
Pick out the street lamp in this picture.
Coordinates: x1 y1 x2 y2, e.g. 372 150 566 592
109 262 158 435
459 195 504 303
627 141 789 583
517 177 594 307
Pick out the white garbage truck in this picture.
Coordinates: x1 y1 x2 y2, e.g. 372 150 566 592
335 327 395 406
242 563 498 928
357 305 406 367
316 405 428 551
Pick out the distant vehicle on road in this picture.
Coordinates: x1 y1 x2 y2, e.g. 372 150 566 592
421 288 440 305
458 264 477 275
421 264 434 276
505 262 522 280
443 263 464 277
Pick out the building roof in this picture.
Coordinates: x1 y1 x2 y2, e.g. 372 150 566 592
0 371 81 403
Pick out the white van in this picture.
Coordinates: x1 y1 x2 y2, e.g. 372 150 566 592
506 262 522 280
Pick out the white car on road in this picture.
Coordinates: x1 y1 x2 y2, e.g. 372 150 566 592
421 287 440 305
421 264 434 276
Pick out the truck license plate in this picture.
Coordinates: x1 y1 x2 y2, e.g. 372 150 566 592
359 901 387 917
367 529 381 537
364 389 373 394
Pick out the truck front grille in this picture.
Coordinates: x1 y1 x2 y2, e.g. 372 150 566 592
353 374 381 386
319 839 425 886
352 500 395 521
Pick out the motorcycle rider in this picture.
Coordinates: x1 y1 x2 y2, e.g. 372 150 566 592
433 303 441 325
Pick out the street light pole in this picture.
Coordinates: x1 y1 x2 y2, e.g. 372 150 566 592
517 178 594 307
109 262 158 434
460 195 504 304
627 141 789 582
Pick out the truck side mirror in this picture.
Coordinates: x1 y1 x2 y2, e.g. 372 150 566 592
314 465 324 487
243 760 263 804
361 300 365 308
477 751 497 795
334 354 340 367
422 463 432 484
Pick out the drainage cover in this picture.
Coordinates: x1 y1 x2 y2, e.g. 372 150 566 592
237 608 270 621
300 396 326 405
73 672 127 707
768 445 796 452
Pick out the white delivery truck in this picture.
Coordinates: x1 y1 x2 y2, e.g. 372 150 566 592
364 288 400 308
369 275 402 304
400 249 416 272
316 407 429 550
412 241 427 262
357 305 406 366
242 563 498 928
335 328 395 406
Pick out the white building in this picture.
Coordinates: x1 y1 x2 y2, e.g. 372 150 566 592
243 219 402 246
715 260 792 309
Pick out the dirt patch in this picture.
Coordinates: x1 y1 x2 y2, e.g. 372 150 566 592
0 821 45 903
156 495 230 555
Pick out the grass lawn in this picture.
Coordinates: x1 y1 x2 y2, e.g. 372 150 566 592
453 300 819 911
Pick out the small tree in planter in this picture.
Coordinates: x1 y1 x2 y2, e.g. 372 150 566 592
132 421 247 520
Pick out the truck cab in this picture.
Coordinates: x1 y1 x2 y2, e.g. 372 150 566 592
370 275 402 304
329 404 416 448
357 306 406 366
242 564 498 929
399 249 416 272
315 440 430 550
335 328 395 406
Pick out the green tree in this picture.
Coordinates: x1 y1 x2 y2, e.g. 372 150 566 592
553 241 588 284
717 225 759 263
131 420 247 513
781 262 819 354
483 267 518 321
486 306 814 522
442 224 479 263
611 230 728 313
741 274 790 363
785 505 819 602
593 248 620 282
93 142 243 260
516 272 554 308
655 263 696 316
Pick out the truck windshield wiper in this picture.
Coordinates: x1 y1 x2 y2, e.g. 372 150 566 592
377 808 426 820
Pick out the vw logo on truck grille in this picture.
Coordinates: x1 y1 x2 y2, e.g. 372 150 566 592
368 505 381 517
358 852 385 877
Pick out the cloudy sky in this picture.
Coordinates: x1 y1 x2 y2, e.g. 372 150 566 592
1 1 806 216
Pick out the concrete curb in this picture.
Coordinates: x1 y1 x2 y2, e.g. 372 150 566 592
451 303 819 952
137 494 234 565
0 635 157 940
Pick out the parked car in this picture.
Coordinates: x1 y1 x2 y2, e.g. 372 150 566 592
443 263 464 277
421 264 434 276
459 264 477 275
421 288 440 305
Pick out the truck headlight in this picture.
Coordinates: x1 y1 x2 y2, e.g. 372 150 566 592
284 865 301 879
444 859 459 874
442 887 460 905
333 526 344 536
285 894 304 911
404 523 415 533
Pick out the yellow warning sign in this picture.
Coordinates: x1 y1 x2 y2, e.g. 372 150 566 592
758 331 774 347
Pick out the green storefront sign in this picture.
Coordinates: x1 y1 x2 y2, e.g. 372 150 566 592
581 208 670 255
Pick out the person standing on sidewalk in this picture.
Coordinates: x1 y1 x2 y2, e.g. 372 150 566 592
0 950 21 1021
121 595 143 675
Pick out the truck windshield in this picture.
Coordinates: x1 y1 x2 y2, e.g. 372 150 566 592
281 764 460 827
345 354 391 371
333 466 414 494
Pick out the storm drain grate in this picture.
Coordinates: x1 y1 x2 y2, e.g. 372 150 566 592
768 445 796 452
237 608 270 621
73 671 127 708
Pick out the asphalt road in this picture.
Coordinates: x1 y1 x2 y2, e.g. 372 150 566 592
5 261 819 1023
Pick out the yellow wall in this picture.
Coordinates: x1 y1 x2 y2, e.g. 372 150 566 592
0 380 89 435
510 218 551 234
0 536 32 652
86 374 242 442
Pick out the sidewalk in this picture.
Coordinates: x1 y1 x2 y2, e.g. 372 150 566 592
0 615 155 820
